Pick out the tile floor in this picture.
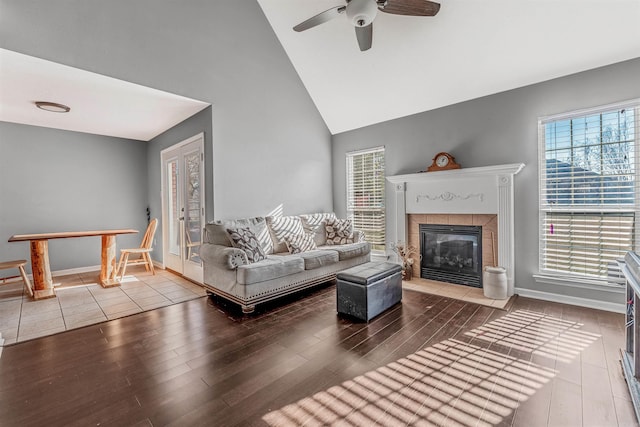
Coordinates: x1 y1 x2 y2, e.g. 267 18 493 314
402 277 513 309
0 267 207 345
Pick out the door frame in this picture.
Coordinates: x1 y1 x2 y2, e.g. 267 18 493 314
160 132 205 283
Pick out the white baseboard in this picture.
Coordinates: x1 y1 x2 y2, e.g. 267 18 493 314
1 264 100 284
515 287 625 314
52 265 103 277
1 260 163 285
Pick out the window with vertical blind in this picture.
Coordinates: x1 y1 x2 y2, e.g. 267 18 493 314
346 146 385 252
538 100 639 286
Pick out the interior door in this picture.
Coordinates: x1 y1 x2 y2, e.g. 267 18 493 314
161 133 205 283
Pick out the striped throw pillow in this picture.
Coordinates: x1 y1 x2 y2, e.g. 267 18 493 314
300 212 337 246
267 216 305 252
283 233 317 254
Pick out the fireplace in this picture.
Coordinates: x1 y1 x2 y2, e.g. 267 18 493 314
387 163 524 296
420 224 483 287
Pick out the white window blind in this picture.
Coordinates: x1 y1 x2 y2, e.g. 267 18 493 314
346 146 385 251
539 101 639 285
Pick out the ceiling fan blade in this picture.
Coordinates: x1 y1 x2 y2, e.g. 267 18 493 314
379 0 440 16
293 5 346 32
355 23 373 51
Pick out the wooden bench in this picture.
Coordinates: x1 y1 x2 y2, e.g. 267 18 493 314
0 260 34 298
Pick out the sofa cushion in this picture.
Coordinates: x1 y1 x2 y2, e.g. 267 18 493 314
236 255 305 285
300 212 336 246
205 217 273 254
298 250 339 270
266 215 305 253
325 218 354 245
320 241 370 261
283 233 317 254
226 227 266 264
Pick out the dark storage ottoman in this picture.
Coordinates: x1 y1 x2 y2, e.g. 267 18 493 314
336 262 403 322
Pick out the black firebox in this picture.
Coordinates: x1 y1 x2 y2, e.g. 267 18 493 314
420 224 482 287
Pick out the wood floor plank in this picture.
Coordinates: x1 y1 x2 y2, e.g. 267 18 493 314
613 396 639 427
582 361 620 427
0 284 633 426
547 377 582 427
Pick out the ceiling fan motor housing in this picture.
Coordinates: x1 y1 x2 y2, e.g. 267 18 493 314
346 0 378 27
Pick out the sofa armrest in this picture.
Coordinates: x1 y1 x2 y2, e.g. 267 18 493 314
201 243 248 270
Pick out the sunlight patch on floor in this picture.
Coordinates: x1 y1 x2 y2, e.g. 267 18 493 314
262 310 600 426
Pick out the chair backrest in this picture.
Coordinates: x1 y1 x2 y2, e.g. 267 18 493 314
141 218 158 249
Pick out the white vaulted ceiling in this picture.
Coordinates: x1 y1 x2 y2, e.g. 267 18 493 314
1 1 639 139
258 0 640 134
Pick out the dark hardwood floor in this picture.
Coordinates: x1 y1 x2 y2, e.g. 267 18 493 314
0 283 636 426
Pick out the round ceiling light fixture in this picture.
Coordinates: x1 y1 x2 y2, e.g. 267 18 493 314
35 101 71 113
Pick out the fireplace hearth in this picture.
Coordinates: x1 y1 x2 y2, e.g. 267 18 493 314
420 224 482 287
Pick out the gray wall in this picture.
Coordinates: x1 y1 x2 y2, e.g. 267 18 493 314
0 122 147 272
0 0 334 269
332 57 640 304
0 0 333 221
147 107 213 262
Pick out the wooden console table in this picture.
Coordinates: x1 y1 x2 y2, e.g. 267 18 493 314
8 229 138 300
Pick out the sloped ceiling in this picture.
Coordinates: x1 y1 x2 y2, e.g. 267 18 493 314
258 0 640 134
2 1 639 139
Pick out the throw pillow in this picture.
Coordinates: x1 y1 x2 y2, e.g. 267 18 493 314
283 233 317 254
207 217 273 254
225 227 266 263
266 216 305 252
300 212 337 246
325 218 354 245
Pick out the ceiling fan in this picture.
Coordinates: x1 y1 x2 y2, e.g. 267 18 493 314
293 0 441 52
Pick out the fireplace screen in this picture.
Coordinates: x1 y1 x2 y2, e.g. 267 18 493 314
420 224 482 287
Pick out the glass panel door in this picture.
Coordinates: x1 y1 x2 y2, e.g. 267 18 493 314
161 134 205 283
167 158 181 257
183 147 202 279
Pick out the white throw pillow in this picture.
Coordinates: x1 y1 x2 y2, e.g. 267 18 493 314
283 233 317 254
266 215 305 252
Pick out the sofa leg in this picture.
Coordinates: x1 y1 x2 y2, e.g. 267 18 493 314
241 304 255 314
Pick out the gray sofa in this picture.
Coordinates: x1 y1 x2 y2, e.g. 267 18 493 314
200 213 371 313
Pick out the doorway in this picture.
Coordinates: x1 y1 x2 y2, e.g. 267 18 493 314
161 133 205 283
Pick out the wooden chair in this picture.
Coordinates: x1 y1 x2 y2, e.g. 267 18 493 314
186 229 201 261
115 218 158 280
0 259 34 298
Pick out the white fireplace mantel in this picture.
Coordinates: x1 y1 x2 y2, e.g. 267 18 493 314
386 163 525 295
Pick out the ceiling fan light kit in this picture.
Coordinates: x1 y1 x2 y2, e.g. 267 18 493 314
293 0 440 51
347 0 378 27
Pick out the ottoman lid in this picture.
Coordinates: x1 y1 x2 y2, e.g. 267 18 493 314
337 262 402 286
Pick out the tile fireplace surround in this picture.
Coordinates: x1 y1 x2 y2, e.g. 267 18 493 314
387 163 525 296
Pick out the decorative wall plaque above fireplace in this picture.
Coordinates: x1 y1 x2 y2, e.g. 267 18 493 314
420 224 483 287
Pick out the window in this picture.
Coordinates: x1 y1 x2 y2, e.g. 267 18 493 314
539 100 639 286
346 146 385 252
